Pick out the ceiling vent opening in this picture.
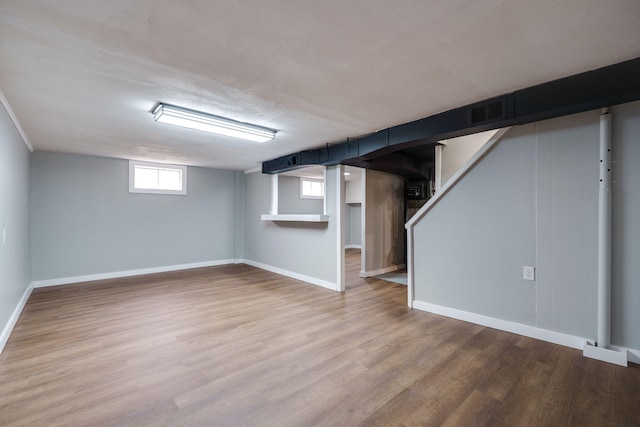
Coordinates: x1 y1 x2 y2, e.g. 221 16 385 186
470 98 506 125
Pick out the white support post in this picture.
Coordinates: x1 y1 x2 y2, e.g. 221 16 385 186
360 169 367 277
583 108 627 366
323 167 328 215
597 111 612 349
270 174 278 215
335 165 345 292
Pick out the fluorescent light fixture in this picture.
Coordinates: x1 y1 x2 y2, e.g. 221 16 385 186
152 103 276 143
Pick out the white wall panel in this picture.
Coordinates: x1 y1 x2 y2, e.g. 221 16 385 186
412 103 639 350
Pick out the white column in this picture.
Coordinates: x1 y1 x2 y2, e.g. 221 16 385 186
270 174 278 215
335 165 345 291
583 109 626 365
407 227 414 308
597 110 612 349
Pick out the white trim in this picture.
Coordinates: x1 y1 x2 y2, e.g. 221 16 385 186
405 127 511 229
241 259 338 291
0 88 34 152
360 264 406 278
611 345 640 365
345 244 361 250
412 300 585 350
0 284 34 354
407 227 414 308
244 166 262 175
583 341 627 366
31 260 235 288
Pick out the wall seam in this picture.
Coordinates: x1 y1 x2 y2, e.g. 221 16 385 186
534 122 539 325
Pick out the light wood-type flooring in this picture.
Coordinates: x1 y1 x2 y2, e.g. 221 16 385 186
1 249 639 426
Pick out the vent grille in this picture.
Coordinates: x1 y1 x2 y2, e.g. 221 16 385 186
471 106 487 123
470 98 505 124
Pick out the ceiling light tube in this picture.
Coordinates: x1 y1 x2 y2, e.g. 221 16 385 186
152 103 276 143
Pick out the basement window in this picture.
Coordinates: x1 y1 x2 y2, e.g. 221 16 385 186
300 177 324 199
129 160 187 195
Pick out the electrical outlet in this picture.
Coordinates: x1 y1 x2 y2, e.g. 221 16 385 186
523 266 535 281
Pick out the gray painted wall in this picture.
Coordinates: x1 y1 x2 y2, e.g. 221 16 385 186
413 104 639 349
278 175 324 214
363 170 405 273
234 171 245 260
244 170 338 285
345 178 363 204
345 204 362 247
611 101 640 349
345 177 363 248
30 152 237 281
0 102 31 339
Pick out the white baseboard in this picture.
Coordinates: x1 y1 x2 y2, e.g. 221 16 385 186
345 245 361 250
413 300 585 350
0 283 34 354
611 345 640 365
241 259 338 291
413 300 640 365
31 259 236 288
583 341 627 366
360 263 406 278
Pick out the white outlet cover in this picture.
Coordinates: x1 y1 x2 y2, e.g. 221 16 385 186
523 266 535 281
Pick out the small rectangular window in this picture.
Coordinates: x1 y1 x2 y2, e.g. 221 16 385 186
129 160 187 195
300 177 324 199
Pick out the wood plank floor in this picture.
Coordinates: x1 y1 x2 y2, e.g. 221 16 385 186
1 249 639 426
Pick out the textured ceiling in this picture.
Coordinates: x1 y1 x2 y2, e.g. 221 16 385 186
1 1 639 170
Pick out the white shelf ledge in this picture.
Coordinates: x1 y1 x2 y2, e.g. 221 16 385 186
261 214 329 222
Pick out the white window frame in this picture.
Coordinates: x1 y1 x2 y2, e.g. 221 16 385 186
129 160 187 195
300 177 325 199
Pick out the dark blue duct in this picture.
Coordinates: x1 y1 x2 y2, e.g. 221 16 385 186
262 57 640 176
